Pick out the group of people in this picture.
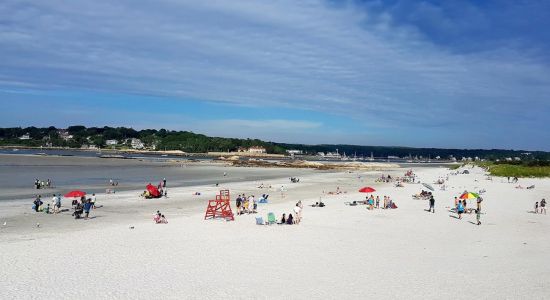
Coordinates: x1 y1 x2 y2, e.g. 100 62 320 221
290 177 300 183
72 195 96 219
534 199 547 214
235 194 258 215
32 194 62 214
375 174 393 183
278 201 303 225
507 176 519 183
364 195 397 210
153 210 168 224
454 196 482 225
34 179 52 189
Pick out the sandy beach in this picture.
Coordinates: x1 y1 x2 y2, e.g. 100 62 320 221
0 163 549 299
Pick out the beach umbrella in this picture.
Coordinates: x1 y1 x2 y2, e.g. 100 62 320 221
146 184 161 198
64 190 86 198
422 183 434 191
459 192 479 200
359 187 376 193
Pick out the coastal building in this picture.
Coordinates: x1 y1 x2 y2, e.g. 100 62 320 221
248 146 266 154
81 144 98 150
105 139 118 146
237 146 267 154
57 129 73 141
18 133 30 140
286 149 303 155
130 138 145 149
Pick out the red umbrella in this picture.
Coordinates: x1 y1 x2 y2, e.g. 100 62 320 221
64 190 86 198
359 187 376 193
146 184 161 198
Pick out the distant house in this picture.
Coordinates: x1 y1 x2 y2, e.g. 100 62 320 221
286 149 303 155
81 144 98 150
57 129 73 141
18 133 30 140
130 138 145 149
105 139 118 146
248 146 266 154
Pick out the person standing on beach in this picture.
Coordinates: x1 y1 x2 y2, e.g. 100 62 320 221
55 194 61 213
476 208 481 225
429 196 435 213
163 178 167 188
91 193 96 209
235 195 242 215
540 199 546 215
83 199 92 219
457 201 464 219
33 195 42 212
535 202 539 214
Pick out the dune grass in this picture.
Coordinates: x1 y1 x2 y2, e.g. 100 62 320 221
477 162 550 178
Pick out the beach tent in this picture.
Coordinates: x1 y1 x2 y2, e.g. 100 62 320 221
462 170 470 174
146 184 161 198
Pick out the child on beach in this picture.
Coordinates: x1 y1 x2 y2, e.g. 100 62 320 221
541 199 547 215
535 202 539 214
457 201 464 219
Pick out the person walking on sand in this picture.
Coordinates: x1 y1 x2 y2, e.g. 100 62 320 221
83 199 93 219
540 199 546 215
429 195 435 213
91 193 96 209
457 201 464 219
33 195 42 212
54 194 61 214
375 196 380 209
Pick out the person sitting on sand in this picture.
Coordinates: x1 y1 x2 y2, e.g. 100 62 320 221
286 213 294 225
160 215 168 224
279 213 286 224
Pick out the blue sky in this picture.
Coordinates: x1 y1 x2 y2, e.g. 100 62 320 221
1 0 549 150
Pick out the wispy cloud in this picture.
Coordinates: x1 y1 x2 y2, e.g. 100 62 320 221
0 0 549 149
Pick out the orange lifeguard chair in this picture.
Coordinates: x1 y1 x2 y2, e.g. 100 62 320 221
204 190 234 221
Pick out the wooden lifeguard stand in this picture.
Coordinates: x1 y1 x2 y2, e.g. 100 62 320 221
204 190 234 221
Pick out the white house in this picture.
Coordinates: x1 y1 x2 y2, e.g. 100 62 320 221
286 149 303 155
130 138 145 149
248 146 266 154
19 133 30 140
105 139 118 146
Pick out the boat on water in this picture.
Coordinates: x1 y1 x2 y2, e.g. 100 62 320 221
36 152 47 156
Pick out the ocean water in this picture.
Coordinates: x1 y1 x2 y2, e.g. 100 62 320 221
0 154 317 201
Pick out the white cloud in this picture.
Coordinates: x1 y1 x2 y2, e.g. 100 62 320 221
0 0 549 149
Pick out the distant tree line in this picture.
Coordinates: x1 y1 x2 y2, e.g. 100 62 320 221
0 126 286 154
274 143 550 161
0 126 549 160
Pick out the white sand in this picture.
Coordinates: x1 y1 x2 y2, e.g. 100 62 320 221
0 166 549 299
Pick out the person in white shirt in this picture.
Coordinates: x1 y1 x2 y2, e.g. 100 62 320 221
91 193 97 208
293 204 302 224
